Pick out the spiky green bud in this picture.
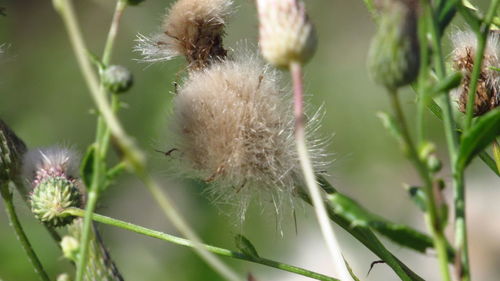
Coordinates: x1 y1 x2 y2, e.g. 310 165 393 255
368 0 420 89
102 65 133 94
30 177 81 227
0 120 27 183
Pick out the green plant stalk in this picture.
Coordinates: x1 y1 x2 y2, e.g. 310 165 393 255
290 62 351 281
0 184 50 281
63 208 339 281
416 10 431 146
463 0 500 130
425 1 471 279
73 1 128 281
388 89 451 281
53 1 241 279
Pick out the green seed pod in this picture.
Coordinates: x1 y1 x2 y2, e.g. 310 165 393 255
30 177 81 227
102 65 133 94
368 0 420 89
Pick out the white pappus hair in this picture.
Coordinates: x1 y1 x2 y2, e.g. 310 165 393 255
170 53 329 223
23 146 80 186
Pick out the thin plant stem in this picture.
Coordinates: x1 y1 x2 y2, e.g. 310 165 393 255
74 1 128 280
290 61 351 281
416 9 430 146
424 1 472 279
53 1 240 280
0 184 50 281
62 207 339 281
388 89 451 281
463 0 500 130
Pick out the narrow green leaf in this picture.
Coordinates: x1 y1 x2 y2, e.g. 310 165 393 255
235 235 259 259
80 145 96 188
493 142 500 175
406 186 427 212
328 193 434 253
344 257 361 281
456 110 500 171
377 111 406 151
431 72 462 96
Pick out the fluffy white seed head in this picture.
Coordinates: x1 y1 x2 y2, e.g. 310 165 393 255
450 29 500 115
23 146 80 187
256 0 317 68
135 0 233 69
170 54 328 222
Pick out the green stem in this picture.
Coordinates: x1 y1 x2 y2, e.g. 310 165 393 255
416 9 430 146
0 184 50 281
63 208 339 281
388 89 451 281
463 0 500 130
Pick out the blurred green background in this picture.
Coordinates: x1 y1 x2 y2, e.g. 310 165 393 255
0 0 499 280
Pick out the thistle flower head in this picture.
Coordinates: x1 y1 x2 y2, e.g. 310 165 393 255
170 53 328 222
256 0 317 68
450 29 500 115
24 146 82 227
134 0 233 69
368 0 420 89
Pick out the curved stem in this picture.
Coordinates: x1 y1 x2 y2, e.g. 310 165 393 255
290 62 351 281
388 89 451 281
63 208 339 281
0 184 50 281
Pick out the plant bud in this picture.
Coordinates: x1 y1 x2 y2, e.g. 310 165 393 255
256 0 317 67
102 65 133 94
61 235 80 261
450 30 499 116
24 146 82 227
368 0 420 89
0 120 27 183
30 176 81 227
426 155 442 173
56 273 71 281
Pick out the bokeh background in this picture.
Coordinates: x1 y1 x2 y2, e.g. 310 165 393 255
0 0 499 280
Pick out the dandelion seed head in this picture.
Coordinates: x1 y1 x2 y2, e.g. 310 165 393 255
170 53 329 223
450 29 499 115
135 0 233 69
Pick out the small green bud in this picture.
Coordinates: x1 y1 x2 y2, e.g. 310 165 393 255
57 274 71 281
0 120 27 183
368 0 420 89
102 65 133 94
426 155 442 173
30 177 81 227
61 236 80 262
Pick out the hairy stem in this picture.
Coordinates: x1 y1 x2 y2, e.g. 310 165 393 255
63 208 338 281
290 62 351 281
388 89 451 281
0 184 50 281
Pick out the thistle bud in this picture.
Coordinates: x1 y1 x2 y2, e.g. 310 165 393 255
256 0 317 68
102 65 133 94
170 53 328 222
135 0 233 70
0 120 27 183
24 147 82 227
450 30 499 116
368 0 420 89
30 177 81 227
